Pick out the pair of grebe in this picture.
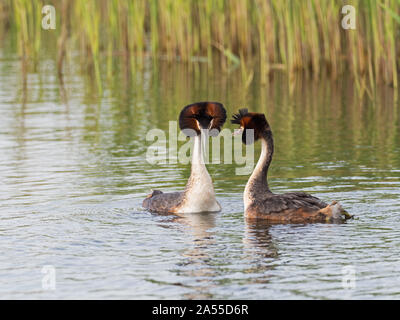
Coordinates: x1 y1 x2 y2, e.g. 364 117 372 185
143 102 351 223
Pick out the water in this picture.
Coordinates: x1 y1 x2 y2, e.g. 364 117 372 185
1 49 400 299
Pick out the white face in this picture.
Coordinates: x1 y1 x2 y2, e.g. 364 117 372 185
194 118 221 137
195 119 201 132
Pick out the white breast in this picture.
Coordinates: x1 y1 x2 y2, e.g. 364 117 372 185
178 165 221 213
176 134 221 213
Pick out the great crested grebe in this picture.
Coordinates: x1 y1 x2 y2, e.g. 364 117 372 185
143 102 226 214
231 109 352 223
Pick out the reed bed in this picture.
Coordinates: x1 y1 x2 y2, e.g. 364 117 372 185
1 0 400 89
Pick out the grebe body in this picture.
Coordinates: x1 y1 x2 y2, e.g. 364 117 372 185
143 102 226 214
231 109 352 223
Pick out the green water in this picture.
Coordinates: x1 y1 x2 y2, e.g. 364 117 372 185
1 45 400 298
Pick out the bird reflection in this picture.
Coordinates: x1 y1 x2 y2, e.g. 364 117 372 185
154 211 283 298
241 219 279 284
243 219 279 258
156 211 218 299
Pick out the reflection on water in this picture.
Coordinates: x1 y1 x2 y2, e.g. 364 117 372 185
173 213 218 300
243 221 278 261
0 45 400 299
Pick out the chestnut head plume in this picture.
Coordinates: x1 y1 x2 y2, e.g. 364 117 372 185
231 108 270 144
179 102 227 136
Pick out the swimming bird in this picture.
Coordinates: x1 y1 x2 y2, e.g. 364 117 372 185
143 102 226 214
231 109 352 223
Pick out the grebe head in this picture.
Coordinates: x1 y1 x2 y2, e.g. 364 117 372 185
231 109 270 144
179 102 227 137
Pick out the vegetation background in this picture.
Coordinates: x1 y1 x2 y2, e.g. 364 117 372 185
1 0 400 96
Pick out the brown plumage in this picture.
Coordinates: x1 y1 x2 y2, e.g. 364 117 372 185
231 109 352 223
231 108 269 143
179 101 227 136
143 190 184 213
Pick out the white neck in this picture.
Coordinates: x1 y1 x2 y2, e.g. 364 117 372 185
192 133 205 165
189 134 212 187
180 134 220 213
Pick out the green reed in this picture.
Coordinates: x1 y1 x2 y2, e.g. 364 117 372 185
1 0 400 91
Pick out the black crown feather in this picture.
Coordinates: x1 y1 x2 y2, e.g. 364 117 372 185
231 108 249 124
179 101 227 136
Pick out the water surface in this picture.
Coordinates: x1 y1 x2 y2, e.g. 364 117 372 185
1 49 400 299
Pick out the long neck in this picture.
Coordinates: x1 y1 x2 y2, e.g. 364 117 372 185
191 134 205 166
244 130 274 204
184 134 213 193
